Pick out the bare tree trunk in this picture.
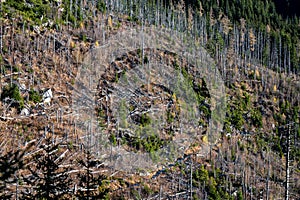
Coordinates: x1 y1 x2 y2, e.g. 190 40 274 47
190 157 193 199
0 1 2 55
285 125 291 200
266 150 270 200
159 184 162 200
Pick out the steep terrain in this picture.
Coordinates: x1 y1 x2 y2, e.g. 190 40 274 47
0 0 299 199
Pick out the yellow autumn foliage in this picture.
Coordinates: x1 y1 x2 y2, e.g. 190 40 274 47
255 69 260 77
108 16 113 28
79 22 84 29
70 40 75 48
172 93 177 101
202 135 208 144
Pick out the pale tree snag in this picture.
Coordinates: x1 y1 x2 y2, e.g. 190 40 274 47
285 124 291 200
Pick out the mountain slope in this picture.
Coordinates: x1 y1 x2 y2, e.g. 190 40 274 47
0 0 299 199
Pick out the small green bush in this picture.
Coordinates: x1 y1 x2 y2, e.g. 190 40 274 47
97 0 106 13
3 0 50 24
12 66 19 72
251 109 263 127
29 89 42 103
1 84 24 110
231 109 244 130
140 113 151 127
166 110 174 123
109 134 117 146
136 48 142 57
143 184 153 195
194 165 209 183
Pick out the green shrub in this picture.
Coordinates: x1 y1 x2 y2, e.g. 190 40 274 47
140 113 151 127
142 134 164 153
12 66 19 72
237 190 243 200
1 84 24 110
194 165 209 183
142 184 153 195
3 0 50 24
231 109 244 130
97 0 106 13
109 134 117 146
251 109 263 127
136 48 142 57
29 89 42 103
207 177 221 200
166 110 174 123
199 105 211 116
98 109 106 127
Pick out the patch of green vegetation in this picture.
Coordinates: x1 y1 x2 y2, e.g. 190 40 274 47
109 134 117 146
198 118 208 128
199 104 211 116
64 0 80 23
97 0 106 13
142 134 165 153
173 61 211 122
241 92 251 110
12 66 19 73
116 20 121 28
130 112 152 127
166 110 174 123
142 183 153 196
130 188 141 199
193 165 239 200
140 113 151 127
67 141 73 149
251 108 263 128
80 34 87 42
256 133 268 152
3 0 50 24
125 134 166 154
27 67 34 74
237 190 243 200
225 91 257 131
136 48 142 57
230 108 244 130
127 16 139 23
205 32 225 58
173 60 180 70
29 89 42 103
1 83 24 110
97 108 106 127
193 165 209 183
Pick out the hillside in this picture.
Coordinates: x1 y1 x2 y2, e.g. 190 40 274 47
0 0 299 199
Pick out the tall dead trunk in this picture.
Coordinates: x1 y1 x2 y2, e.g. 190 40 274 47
285 125 291 200
266 150 270 200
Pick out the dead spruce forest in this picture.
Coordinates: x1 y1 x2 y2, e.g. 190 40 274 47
0 0 299 199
